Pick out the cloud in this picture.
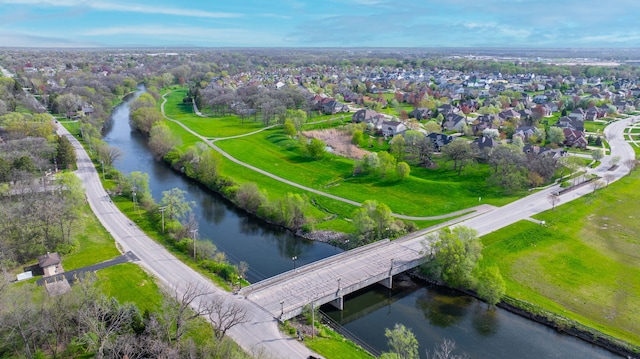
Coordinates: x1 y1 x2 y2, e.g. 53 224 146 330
0 0 241 18
80 25 287 46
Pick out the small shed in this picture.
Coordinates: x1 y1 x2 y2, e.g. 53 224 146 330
37 252 63 277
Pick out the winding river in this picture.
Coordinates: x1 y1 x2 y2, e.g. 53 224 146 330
103 90 620 358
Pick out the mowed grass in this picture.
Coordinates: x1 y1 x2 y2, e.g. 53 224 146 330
97 262 164 313
481 170 640 346
62 204 121 270
163 89 266 138
216 128 521 217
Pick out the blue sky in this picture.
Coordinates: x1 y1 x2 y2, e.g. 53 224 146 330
1 0 639 48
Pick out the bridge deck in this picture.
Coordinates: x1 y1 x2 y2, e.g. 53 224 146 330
240 237 428 320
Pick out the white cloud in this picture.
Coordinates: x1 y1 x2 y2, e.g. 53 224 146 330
0 0 241 18
80 25 287 46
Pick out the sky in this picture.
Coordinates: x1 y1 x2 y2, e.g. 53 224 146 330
1 0 640 48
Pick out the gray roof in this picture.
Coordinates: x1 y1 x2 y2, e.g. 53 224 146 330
38 252 61 268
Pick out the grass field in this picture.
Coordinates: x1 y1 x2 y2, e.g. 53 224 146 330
97 262 164 312
481 169 640 346
62 204 121 270
215 128 521 217
163 90 266 138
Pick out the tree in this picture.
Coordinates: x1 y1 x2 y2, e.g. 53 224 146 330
54 134 76 170
610 155 621 167
404 130 433 167
352 130 364 145
547 126 565 145
603 173 616 187
283 118 296 137
422 226 482 288
389 134 406 161
162 282 213 344
54 93 81 118
235 182 266 213
306 138 326 159
442 139 474 175
206 296 248 340
161 187 194 222
381 323 419 359
425 339 469 359
351 200 398 243
476 266 506 306
130 107 162 135
547 193 560 209
149 122 180 159
396 161 410 180
591 148 604 162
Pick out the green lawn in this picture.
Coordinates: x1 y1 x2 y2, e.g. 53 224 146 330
215 128 520 217
62 204 121 270
97 262 164 313
481 169 640 346
163 89 267 138
584 121 606 133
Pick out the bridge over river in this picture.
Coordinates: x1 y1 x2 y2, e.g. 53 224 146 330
239 235 430 321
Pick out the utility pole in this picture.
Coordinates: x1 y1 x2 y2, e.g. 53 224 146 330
191 229 198 259
159 206 166 233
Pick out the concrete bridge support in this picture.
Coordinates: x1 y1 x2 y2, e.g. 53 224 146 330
378 276 392 289
329 295 344 310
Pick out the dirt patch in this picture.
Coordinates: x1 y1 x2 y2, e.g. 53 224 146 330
302 129 370 160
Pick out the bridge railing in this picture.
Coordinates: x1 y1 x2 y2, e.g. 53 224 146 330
239 239 393 296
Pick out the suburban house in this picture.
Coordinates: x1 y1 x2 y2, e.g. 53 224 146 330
38 252 63 277
472 114 499 134
426 132 454 151
381 121 407 137
555 116 585 131
321 99 349 115
442 113 466 131
437 103 459 116
499 108 521 121
563 128 588 148
513 125 537 141
352 109 384 124
473 136 500 151
409 108 432 120
568 108 586 121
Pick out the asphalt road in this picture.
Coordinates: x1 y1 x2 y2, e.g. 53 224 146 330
56 125 316 359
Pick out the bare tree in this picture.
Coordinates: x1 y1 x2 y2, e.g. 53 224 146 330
547 193 560 210
426 339 469 359
163 282 212 344
206 296 248 339
603 173 616 187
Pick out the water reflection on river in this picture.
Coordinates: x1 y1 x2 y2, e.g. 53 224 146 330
103 90 621 359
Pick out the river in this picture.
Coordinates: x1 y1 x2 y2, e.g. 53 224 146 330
103 89 620 358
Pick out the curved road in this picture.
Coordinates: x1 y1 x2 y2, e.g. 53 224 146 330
162 92 493 221
56 125 317 359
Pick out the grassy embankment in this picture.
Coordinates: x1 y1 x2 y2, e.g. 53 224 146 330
161 89 523 233
481 168 640 348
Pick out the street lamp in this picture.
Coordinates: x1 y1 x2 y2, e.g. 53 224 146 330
291 256 298 270
131 186 137 212
280 300 285 319
337 277 341 291
191 229 198 259
159 206 166 233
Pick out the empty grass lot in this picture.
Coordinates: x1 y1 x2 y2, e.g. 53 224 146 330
481 170 640 346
